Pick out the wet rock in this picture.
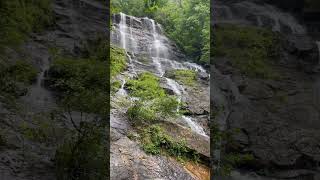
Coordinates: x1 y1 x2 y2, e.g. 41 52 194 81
158 120 210 158
110 136 195 180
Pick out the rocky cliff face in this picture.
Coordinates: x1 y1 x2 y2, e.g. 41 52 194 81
0 0 107 179
212 0 320 179
110 13 210 179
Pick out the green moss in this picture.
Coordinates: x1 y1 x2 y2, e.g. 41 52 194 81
213 24 280 79
111 45 127 77
140 125 199 162
167 69 197 86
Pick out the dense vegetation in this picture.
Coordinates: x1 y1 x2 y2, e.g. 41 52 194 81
124 73 199 162
111 0 209 65
48 40 108 180
111 45 127 77
0 0 53 107
213 24 280 79
126 72 179 124
0 0 53 50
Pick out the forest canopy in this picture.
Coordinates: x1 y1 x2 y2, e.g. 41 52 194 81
111 0 210 65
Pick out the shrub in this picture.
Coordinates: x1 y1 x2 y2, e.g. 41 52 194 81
127 101 157 124
111 46 127 77
55 122 107 180
126 72 180 124
126 72 166 100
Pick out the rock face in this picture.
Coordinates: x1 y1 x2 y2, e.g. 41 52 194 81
0 0 107 179
213 0 306 34
110 13 210 179
212 0 320 179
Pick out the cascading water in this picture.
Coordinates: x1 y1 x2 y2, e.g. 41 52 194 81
214 1 306 34
112 12 208 137
116 79 127 97
119 13 127 50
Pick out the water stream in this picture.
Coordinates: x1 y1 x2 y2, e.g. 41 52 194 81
112 12 208 137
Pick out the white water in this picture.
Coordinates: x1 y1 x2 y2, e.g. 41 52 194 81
116 79 127 97
182 116 208 137
114 12 208 137
119 13 127 49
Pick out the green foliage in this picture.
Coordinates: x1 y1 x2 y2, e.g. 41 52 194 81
48 56 108 115
0 0 53 49
154 0 209 63
127 101 157 123
111 46 127 77
20 113 65 144
141 125 199 162
167 69 196 86
111 0 209 64
55 122 107 180
127 72 165 100
126 72 179 124
213 24 280 79
0 60 38 98
111 0 168 17
8 60 38 84
111 80 122 94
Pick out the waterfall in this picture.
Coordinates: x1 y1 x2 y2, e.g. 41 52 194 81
116 79 127 97
112 12 208 137
182 116 208 137
119 12 127 49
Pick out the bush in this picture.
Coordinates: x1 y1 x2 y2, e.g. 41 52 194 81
55 122 107 180
126 72 166 100
126 72 180 124
111 46 127 77
127 101 157 124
